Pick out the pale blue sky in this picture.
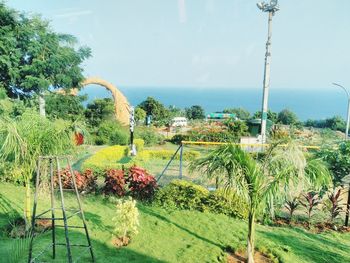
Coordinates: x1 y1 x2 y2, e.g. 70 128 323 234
7 0 350 90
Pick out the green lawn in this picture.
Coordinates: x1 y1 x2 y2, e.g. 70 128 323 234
0 183 349 263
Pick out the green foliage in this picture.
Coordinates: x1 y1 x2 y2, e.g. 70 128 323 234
82 145 129 172
154 180 248 219
277 109 298 125
112 198 139 239
223 119 249 138
169 134 189 145
154 180 209 211
134 138 144 152
185 105 205 120
305 116 346 132
0 3 91 98
137 97 170 126
85 98 115 127
95 120 128 146
45 93 86 121
136 149 200 161
134 127 164 146
134 107 146 123
223 107 250 120
253 110 278 123
318 141 350 185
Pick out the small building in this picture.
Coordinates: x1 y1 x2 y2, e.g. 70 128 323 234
206 113 236 121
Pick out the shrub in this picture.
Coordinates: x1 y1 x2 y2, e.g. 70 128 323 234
134 138 145 152
55 168 97 192
103 169 126 196
136 149 200 161
95 120 129 146
127 166 158 201
82 145 129 171
134 127 164 146
154 180 209 211
112 198 139 245
204 190 248 219
154 180 248 219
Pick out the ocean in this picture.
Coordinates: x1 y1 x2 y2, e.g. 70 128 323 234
80 86 349 121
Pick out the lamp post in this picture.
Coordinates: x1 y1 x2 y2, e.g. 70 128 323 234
333 83 350 140
257 0 279 143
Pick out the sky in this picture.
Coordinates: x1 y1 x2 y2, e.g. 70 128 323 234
6 0 350 90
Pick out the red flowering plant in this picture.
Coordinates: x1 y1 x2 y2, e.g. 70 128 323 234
127 166 158 201
103 169 126 196
55 168 97 192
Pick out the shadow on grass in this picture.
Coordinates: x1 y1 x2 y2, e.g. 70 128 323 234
259 227 349 263
2 223 166 263
139 205 224 249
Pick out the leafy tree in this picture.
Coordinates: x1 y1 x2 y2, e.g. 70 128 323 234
277 109 298 125
252 110 278 123
138 97 170 125
185 105 205 120
223 107 250 120
325 116 346 132
0 3 91 102
318 141 350 186
85 98 115 127
224 119 249 138
45 93 86 121
192 143 330 263
134 107 146 123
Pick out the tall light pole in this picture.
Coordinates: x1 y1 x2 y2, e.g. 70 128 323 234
333 83 350 140
257 0 279 143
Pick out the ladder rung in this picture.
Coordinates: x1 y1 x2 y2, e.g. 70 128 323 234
35 209 52 218
36 217 63 221
55 243 91 248
55 225 85 229
66 211 81 219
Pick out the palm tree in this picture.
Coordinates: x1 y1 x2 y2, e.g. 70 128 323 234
191 143 331 263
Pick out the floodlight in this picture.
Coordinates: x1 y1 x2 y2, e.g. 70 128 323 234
257 2 264 10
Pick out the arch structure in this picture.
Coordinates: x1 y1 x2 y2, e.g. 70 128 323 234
81 77 130 125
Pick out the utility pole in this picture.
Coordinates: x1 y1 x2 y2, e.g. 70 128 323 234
257 0 279 143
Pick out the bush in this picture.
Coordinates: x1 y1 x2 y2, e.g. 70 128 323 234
136 149 200 161
55 168 97 192
154 180 248 219
112 198 139 246
103 169 126 196
82 145 130 171
154 180 209 211
170 134 189 145
134 127 164 146
95 120 129 146
134 139 145 152
127 166 158 201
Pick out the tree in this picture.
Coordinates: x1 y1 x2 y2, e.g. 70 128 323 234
192 143 330 263
85 98 115 127
223 107 250 120
325 116 346 132
277 109 298 125
138 97 170 125
252 110 277 123
0 3 91 114
318 141 350 186
134 107 146 123
45 93 86 121
185 105 205 120
224 119 249 138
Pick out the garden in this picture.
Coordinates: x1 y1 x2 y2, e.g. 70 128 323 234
1 2 350 263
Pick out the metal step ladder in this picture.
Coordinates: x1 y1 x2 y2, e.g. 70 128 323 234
28 156 95 263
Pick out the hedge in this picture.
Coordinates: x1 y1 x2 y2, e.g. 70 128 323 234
136 149 200 161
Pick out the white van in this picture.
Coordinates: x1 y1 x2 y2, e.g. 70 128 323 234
171 117 188 127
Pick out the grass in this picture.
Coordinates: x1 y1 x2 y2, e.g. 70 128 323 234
0 183 349 263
